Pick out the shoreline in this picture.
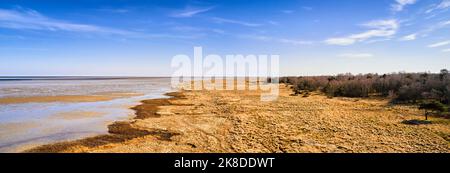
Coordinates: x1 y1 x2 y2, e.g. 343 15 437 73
24 92 185 153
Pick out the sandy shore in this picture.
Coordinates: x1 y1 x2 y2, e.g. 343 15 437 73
26 84 450 153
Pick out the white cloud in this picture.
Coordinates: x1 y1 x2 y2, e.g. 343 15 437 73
442 48 450 52
392 0 417 12
338 53 374 58
242 35 312 46
0 8 132 35
436 0 450 10
325 19 399 46
351 29 397 39
241 35 271 41
0 8 202 40
426 0 450 13
325 38 356 46
426 20 450 33
170 25 202 32
278 38 313 46
437 0 450 9
211 29 225 34
281 10 294 14
428 40 450 48
97 8 130 14
267 20 279 25
363 20 399 29
170 25 226 36
171 6 214 18
400 33 417 41
302 7 313 11
409 20 450 39
211 17 262 27
441 20 450 26
365 38 392 44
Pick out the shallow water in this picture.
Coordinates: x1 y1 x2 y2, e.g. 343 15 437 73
0 77 172 152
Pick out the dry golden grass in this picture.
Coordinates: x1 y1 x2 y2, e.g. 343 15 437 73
26 84 450 153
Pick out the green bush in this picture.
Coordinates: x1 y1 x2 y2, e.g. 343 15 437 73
419 101 448 120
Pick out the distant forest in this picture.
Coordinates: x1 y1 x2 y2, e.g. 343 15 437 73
279 69 450 118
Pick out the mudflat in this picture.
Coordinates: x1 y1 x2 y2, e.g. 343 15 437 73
0 92 143 104
27 84 450 153
49 111 106 120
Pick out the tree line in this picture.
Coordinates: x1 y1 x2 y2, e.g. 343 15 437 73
279 69 450 119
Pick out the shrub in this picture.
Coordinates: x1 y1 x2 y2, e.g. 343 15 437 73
419 101 448 120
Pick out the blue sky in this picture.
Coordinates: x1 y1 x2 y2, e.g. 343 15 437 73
0 0 449 76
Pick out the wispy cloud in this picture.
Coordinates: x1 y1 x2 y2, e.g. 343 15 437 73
426 0 450 13
302 7 313 11
325 19 399 46
428 40 450 48
211 29 225 34
442 48 450 52
365 38 392 44
338 53 374 58
402 20 450 40
400 33 417 41
267 20 279 25
170 25 203 32
325 38 356 46
0 34 25 40
392 0 417 12
242 35 312 46
0 8 132 35
170 25 226 35
0 8 202 40
281 10 294 14
278 38 313 46
171 6 214 18
97 8 130 14
442 20 450 25
211 17 262 27
422 20 450 34
0 46 48 51
436 0 450 9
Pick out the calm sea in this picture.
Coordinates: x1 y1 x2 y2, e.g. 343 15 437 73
0 77 172 152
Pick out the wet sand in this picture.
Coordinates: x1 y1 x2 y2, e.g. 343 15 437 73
26 92 184 153
0 92 143 104
49 111 106 120
0 122 39 138
26 84 450 153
